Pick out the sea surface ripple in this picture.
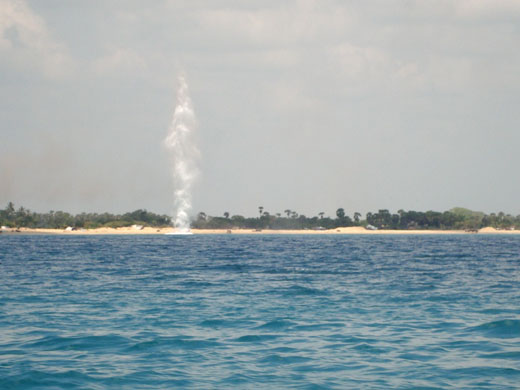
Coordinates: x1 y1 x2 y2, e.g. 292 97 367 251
1 234 519 389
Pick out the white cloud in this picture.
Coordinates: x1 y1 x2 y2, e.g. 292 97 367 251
270 80 318 112
196 0 354 47
327 43 389 81
0 0 73 79
92 47 147 75
454 0 520 18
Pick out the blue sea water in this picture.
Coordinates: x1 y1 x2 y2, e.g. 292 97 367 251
0 234 519 389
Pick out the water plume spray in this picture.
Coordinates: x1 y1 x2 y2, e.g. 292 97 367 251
164 74 199 233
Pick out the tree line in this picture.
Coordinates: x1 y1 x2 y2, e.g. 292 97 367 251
192 206 520 230
0 202 170 229
1 202 519 230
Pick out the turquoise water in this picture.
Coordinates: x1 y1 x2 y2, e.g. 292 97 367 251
1 235 519 389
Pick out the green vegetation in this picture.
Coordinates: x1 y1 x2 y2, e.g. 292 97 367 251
0 202 170 229
1 202 519 231
192 206 520 231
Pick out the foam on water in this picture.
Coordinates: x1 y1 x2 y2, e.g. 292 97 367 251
165 231 193 235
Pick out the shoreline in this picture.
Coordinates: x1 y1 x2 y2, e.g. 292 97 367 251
1 226 519 235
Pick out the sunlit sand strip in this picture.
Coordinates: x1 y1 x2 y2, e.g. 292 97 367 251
5 226 519 235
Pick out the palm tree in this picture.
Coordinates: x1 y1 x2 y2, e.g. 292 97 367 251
5 201 15 218
223 212 230 219
354 212 361 223
336 208 345 219
318 212 325 219
284 209 291 218
258 206 264 216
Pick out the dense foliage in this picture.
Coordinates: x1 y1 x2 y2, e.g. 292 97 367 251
192 207 520 230
0 202 171 229
1 202 519 230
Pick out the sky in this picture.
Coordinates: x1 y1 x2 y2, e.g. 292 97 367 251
1 0 520 218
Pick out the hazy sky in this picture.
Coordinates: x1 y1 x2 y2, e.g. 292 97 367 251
1 0 519 218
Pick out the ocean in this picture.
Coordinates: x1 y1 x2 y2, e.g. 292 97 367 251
0 234 519 389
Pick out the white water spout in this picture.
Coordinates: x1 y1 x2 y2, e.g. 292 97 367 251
164 74 199 233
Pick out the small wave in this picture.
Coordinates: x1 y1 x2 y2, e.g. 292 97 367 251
293 322 345 331
259 353 311 364
127 336 219 351
479 351 520 360
469 319 520 338
325 334 377 344
199 319 228 328
300 383 332 390
199 318 255 329
447 366 520 378
352 343 387 354
222 373 254 384
0 369 94 389
208 263 248 272
284 285 328 296
258 346 297 353
181 280 216 288
24 334 131 351
255 319 296 330
234 334 279 343
155 288 184 294
398 352 437 362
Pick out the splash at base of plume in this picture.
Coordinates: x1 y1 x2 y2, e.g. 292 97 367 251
165 231 193 235
164 74 199 232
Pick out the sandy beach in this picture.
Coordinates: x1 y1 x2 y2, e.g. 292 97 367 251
2 226 519 235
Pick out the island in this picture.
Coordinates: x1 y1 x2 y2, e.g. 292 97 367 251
1 202 518 235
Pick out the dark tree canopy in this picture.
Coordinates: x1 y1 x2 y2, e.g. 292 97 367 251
1 202 519 231
0 203 170 229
